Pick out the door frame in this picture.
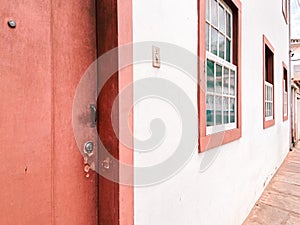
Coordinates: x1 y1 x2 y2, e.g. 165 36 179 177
96 0 133 224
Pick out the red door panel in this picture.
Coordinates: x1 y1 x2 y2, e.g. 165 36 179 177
0 1 52 224
0 1 98 224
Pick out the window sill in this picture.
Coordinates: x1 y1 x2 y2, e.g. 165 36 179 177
263 119 275 129
199 127 241 152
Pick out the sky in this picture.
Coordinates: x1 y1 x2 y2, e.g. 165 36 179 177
291 0 300 38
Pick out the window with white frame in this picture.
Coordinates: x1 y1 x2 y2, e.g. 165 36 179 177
282 0 288 23
265 81 273 120
264 43 274 121
206 0 237 134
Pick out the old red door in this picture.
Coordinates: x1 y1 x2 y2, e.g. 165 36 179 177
0 0 98 224
0 0 133 224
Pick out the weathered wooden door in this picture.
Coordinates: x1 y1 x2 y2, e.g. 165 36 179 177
0 1 53 224
0 0 100 224
0 0 133 223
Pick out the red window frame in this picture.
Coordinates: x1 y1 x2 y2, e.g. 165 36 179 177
198 0 242 152
263 35 275 129
282 62 288 121
282 0 288 24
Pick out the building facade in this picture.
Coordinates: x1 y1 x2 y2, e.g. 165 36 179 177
0 0 290 224
133 0 290 225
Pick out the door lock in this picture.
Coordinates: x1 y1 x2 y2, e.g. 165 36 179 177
84 141 94 155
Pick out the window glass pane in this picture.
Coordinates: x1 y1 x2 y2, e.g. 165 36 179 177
226 38 231 62
219 4 225 33
223 67 229 94
223 97 229 124
216 96 222 125
270 103 273 116
206 95 214 126
206 23 210 51
230 70 235 96
226 11 231 38
265 84 273 102
265 84 272 101
266 102 272 117
270 87 273 101
206 0 210 21
230 98 235 123
205 1 236 131
284 92 287 115
211 0 218 27
219 33 225 59
265 103 267 117
216 64 222 93
211 27 218 56
207 60 215 92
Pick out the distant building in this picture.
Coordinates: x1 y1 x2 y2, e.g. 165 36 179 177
291 39 300 144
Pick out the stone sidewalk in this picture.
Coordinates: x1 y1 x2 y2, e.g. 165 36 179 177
243 147 300 225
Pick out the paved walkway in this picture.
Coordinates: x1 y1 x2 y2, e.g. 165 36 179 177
243 147 300 225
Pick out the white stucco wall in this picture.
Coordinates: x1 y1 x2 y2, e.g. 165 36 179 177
133 0 290 225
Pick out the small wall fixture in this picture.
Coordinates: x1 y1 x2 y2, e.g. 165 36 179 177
152 46 161 68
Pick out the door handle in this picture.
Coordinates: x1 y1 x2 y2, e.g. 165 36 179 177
90 104 98 128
